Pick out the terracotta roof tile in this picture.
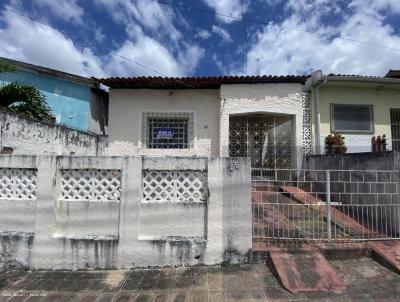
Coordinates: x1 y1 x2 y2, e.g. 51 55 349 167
96 75 308 89
385 70 400 79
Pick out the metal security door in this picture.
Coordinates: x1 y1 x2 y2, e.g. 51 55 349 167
229 114 292 168
390 109 400 150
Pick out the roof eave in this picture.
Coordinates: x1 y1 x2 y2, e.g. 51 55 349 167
0 57 98 88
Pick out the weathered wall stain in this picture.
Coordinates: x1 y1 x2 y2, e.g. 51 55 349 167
0 109 107 156
0 155 252 270
0 232 34 270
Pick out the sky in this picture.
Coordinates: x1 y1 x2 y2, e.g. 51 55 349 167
0 0 400 78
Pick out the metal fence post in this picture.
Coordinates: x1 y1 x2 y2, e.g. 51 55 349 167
326 170 332 241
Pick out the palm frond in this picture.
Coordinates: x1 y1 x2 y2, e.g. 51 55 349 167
0 60 16 73
0 82 55 123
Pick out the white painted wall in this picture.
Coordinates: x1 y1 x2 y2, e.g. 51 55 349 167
219 83 304 167
0 109 106 156
107 85 305 161
107 89 220 156
0 155 252 269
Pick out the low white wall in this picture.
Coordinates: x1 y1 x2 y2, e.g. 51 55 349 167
0 155 252 270
0 109 106 156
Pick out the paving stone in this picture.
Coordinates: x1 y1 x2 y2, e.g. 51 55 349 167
258 272 280 287
248 289 266 300
95 293 114 302
252 263 270 273
36 279 64 291
354 265 378 278
127 271 145 280
173 277 192 289
187 268 207 277
190 275 206 289
62 280 94 292
240 271 265 289
205 267 221 274
70 272 110 281
138 277 160 291
263 286 290 300
24 295 44 302
5 295 29 302
206 275 222 290
152 291 169 302
132 291 154 302
120 277 142 291
206 290 223 302
76 293 99 302
188 289 207 302
40 272 71 280
222 274 245 290
112 292 134 302
1 257 399 302
38 293 66 302
167 291 187 302
225 289 252 300
57 294 80 302
88 280 107 291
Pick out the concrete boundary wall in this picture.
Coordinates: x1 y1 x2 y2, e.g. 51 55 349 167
0 155 252 270
0 109 107 156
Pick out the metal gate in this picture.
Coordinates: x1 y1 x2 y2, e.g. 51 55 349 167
229 114 293 168
252 169 400 241
390 109 400 151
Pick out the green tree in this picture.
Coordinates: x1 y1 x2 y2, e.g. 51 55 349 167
0 60 55 123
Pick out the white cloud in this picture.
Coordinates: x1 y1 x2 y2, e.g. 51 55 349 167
0 9 104 77
196 29 211 40
201 0 245 23
95 0 181 41
105 26 204 77
350 0 400 14
212 25 232 42
94 28 105 43
244 0 400 76
0 0 205 78
32 0 84 24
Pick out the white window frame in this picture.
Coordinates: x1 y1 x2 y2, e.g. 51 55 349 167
330 104 374 133
140 111 195 149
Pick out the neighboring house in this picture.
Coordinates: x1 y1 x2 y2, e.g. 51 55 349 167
99 75 308 169
305 70 400 153
0 57 108 135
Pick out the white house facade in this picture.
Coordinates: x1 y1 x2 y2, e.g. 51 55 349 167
101 75 309 169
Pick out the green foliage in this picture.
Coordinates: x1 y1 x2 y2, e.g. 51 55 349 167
0 60 16 73
0 60 55 123
220 260 230 268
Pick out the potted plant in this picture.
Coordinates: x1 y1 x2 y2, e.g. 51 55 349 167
325 133 347 154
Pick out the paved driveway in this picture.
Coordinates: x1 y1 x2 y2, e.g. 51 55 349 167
0 257 399 301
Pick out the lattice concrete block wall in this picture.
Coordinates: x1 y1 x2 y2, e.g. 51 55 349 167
142 170 208 203
140 169 208 239
0 155 252 269
55 169 122 239
0 167 37 234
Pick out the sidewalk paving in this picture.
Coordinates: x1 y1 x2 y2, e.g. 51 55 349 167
0 257 399 302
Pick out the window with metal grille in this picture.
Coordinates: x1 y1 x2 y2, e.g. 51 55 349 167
331 104 374 132
391 109 400 151
142 112 194 149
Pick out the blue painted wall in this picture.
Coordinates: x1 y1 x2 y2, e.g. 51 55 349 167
0 70 90 131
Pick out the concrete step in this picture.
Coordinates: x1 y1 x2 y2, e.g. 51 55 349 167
279 186 382 237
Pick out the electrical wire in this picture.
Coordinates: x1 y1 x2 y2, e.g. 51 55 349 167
154 0 400 54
